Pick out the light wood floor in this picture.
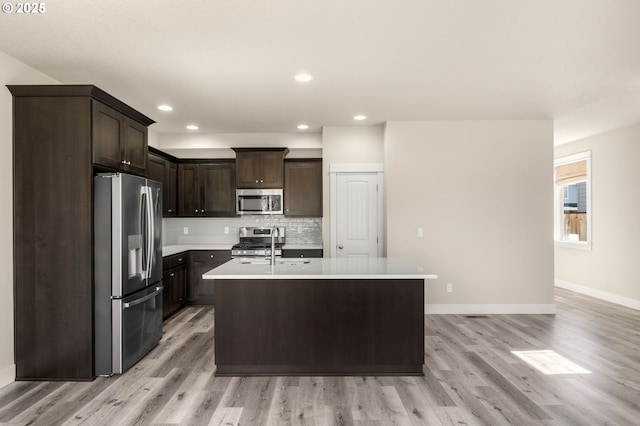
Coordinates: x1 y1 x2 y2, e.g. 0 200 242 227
1 287 639 425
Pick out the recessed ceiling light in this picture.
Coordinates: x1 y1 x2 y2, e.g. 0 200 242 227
157 105 173 111
353 115 367 121
186 124 199 130
297 124 309 130
294 73 313 82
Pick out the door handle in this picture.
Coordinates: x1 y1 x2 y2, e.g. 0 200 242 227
123 286 163 309
338 245 344 249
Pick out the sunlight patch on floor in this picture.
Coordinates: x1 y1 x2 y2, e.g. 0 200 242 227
511 350 591 375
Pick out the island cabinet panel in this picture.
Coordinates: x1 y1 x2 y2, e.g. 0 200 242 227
284 159 322 217
188 250 232 304
233 148 288 188
214 278 424 376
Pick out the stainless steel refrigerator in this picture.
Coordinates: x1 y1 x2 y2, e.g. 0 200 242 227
94 173 163 376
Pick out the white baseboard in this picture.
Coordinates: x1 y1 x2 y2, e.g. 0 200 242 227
555 279 640 311
425 304 556 315
0 363 15 390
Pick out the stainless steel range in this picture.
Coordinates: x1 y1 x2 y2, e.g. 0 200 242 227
231 226 286 257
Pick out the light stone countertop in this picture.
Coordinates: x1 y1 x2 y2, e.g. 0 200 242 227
202 257 437 280
163 244 234 257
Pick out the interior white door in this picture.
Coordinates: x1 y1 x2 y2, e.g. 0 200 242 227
335 173 379 258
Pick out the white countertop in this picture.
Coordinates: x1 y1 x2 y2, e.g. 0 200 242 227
202 257 437 280
163 244 234 257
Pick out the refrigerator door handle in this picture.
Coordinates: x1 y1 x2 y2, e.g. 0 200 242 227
146 185 154 280
141 185 154 281
123 286 163 309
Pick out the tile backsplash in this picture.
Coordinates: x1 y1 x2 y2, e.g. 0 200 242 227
163 216 323 246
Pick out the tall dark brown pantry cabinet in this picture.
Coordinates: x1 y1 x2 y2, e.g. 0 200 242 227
9 85 154 380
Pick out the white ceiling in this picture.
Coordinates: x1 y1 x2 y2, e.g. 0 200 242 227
2 0 640 145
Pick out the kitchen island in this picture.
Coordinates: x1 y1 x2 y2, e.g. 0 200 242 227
203 257 437 376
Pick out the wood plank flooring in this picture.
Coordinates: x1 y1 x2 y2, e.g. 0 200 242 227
1 287 639 425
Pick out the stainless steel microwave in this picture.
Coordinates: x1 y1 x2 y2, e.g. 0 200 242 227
236 188 284 215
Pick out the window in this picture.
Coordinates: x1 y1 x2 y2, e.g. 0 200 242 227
554 151 591 249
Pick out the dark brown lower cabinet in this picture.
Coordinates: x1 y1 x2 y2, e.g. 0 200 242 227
162 252 188 319
163 267 187 319
214 278 424 376
188 250 232 304
281 248 323 258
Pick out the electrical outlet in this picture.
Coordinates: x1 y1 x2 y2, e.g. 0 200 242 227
447 283 453 293
418 227 424 237
183 227 189 235
224 226 229 234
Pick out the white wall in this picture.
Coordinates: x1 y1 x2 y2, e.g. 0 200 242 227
554 123 640 308
0 50 59 388
384 121 555 313
321 126 385 256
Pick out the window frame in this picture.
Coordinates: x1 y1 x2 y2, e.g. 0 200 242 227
554 151 592 250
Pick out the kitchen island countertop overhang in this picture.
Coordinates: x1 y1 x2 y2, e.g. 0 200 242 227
202 257 438 280
204 257 437 377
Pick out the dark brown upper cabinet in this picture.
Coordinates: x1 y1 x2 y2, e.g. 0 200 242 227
147 148 178 217
233 148 288 188
284 159 323 217
93 100 151 175
178 161 236 217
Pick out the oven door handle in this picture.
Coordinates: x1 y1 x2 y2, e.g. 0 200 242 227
123 286 163 309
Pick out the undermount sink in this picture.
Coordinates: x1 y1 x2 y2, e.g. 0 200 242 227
240 259 311 265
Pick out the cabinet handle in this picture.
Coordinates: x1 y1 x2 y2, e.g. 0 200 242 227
168 209 173 212
202 209 205 213
127 161 131 165
195 209 199 213
255 179 259 183
178 258 183 261
170 273 175 277
210 255 214 258
260 179 264 183
121 160 127 164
